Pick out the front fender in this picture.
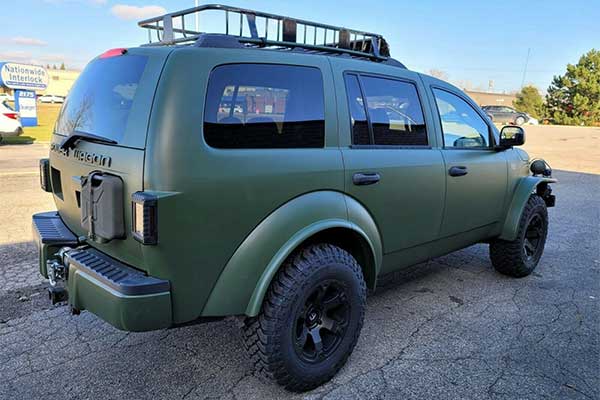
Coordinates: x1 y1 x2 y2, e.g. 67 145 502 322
499 176 557 240
200 190 382 317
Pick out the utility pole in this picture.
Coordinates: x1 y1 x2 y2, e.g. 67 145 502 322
520 48 531 89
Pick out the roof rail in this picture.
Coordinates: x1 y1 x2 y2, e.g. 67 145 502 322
138 3 391 61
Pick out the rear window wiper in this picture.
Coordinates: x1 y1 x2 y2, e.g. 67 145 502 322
60 130 117 150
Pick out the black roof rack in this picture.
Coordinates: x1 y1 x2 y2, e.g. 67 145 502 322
138 4 392 61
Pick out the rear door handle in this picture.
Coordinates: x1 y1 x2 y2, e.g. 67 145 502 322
448 166 468 177
353 172 381 186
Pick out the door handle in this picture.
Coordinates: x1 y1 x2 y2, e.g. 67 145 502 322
353 172 381 186
448 166 468 177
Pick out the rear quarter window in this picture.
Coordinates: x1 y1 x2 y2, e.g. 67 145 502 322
203 64 325 149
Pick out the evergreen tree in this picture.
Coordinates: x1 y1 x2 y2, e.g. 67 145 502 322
60 62 66 70
513 85 544 119
546 49 600 125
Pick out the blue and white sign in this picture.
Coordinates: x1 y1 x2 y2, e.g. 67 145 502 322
15 90 38 126
0 63 48 91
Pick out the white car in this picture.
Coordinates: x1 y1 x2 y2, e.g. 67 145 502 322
0 93 14 102
0 102 23 138
38 94 64 104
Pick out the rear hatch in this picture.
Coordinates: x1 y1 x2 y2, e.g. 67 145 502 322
48 47 170 269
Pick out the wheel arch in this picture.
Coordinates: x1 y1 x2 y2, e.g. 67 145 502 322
200 190 383 318
499 176 556 240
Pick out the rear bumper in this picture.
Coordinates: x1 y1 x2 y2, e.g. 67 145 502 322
33 212 172 332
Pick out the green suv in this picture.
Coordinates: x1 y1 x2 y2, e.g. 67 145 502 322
32 5 556 392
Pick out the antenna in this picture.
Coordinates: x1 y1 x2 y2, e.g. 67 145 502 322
520 48 531 88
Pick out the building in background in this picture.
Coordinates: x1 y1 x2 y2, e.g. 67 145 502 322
40 69 80 97
464 90 517 107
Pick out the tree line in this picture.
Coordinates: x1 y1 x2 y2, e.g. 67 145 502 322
514 49 598 126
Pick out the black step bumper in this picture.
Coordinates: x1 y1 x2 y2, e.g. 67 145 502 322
32 212 172 331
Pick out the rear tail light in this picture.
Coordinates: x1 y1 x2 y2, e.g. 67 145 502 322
39 159 51 192
131 192 158 245
3 112 18 120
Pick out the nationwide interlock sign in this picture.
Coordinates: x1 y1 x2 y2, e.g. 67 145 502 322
0 62 49 126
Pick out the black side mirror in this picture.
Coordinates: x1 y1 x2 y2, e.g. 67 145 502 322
498 125 525 149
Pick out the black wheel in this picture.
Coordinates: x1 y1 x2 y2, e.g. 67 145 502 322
490 195 548 277
242 243 366 392
515 115 526 125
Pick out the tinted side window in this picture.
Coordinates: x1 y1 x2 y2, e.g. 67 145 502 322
433 88 490 148
204 64 324 149
361 76 428 146
344 74 370 145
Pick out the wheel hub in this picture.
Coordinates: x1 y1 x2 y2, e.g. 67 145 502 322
293 281 351 363
306 307 321 327
524 214 543 259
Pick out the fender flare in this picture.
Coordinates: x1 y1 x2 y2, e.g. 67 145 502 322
200 190 382 317
499 176 556 240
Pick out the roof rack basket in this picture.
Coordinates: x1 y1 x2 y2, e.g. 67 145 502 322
138 3 391 60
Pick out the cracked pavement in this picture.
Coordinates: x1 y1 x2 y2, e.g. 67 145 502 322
0 144 598 399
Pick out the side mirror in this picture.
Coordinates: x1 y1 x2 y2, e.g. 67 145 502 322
498 125 525 149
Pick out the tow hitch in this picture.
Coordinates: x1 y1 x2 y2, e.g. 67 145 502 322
47 247 71 305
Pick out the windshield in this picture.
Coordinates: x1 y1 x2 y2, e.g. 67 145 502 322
55 54 147 142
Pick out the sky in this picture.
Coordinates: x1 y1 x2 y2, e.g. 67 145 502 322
2 0 598 93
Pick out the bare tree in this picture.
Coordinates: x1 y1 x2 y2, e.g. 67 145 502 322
428 69 449 81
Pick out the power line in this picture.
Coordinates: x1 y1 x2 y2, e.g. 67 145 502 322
521 48 531 88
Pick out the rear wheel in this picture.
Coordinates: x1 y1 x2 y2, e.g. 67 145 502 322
490 195 548 277
242 243 366 392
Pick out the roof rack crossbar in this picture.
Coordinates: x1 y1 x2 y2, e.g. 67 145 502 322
138 3 390 60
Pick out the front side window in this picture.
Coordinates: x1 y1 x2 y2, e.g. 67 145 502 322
204 64 325 149
433 88 490 148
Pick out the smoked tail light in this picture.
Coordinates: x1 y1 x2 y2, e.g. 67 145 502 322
39 159 52 192
132 192 158 245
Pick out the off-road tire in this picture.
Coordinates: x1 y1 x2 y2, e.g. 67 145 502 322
242 243 367 392
490 195 548 277
515 115 526 126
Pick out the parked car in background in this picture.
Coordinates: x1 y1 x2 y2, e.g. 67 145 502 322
0 101 23 139
38 94 65 104
482 105 538 125
0 93 15 102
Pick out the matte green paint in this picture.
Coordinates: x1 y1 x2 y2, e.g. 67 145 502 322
202 190 382 317
499 176 557 240
67 263 172 332
344 195 383 283
36 44 554 332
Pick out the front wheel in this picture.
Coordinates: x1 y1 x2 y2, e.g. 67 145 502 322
242 243 367 392
515 115 526 125
489 195 548 277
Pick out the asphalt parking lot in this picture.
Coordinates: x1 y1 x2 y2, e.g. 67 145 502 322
0 137 598 400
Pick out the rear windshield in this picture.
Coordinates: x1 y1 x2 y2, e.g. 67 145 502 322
55 54 148 143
